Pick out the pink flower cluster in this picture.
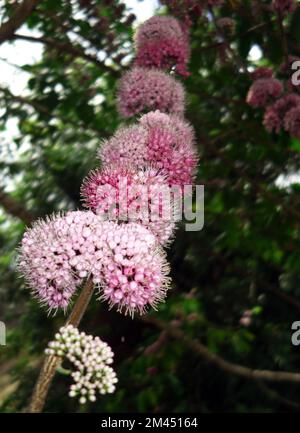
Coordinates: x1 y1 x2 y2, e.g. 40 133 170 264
248 67 300 139
97 222 170 315
134 16 190 76
160 0 203 22
99 110 198 188
19 11 198 318
284 106 300 139
246 77 283 108
117 67 185 118
18 211 170 315
250 67 273 81
264 94 300 135
18 211 99 310
272 0 297 15
81 165 176 246
161 0 223 14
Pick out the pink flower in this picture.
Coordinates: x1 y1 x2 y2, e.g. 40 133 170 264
134 16 190 76
263 93 300 133
263 107 282 134
95 222 171 316
99 124 149 169
117 67 185 118
18 211 100 310
99 110 198 188
206 0 224 5
246 78 283 108
160 0 223 23
284 106 300 138
140 108 195 145
18 211 171 315
81 165 176 246
272 0 297 15
160 0 203 22
251 67 273 81
240 316 252 327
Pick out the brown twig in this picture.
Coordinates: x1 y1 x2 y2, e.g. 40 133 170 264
13 33 120 77
29 277 95 413
256 380 300 410
0 0 40 45
141 316 300 384
0 186 34 225
209 6 250 76
277 10 289 64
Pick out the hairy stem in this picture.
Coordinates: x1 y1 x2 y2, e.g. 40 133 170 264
28 277 94 413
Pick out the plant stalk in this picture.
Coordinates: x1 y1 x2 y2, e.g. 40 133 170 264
28 277 94 413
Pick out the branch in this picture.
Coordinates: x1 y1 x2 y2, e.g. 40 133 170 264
0 0 40 45
141 316 300 384
277 10 289 64
265 285 300 313
0 186 34 225
209 6 249 76
29 277 95 413
0 86 108 136
13 33 120 77
256 380 300 411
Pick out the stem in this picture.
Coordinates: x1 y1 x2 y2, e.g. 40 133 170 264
141 316 300 384
277 11 289 64
0 0 40 45
209 7 249 76
56 366 72 376
28 277 94 413
0 186 34 225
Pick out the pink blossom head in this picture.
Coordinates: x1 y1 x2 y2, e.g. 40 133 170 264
160 0 203 25
206 0 224 5
99 124 148 168
263 106 281 134
81 165 176 246
95 222 171 316
18 212 172 315
246 78 283 108
140 111 198 187
18 211 100 311
251 67 274 81
284 106 300 138
99 110 198 188
263 93 300 133
134 16 190 76
272 0 297 15
139 110 195 145
117 67 185 118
